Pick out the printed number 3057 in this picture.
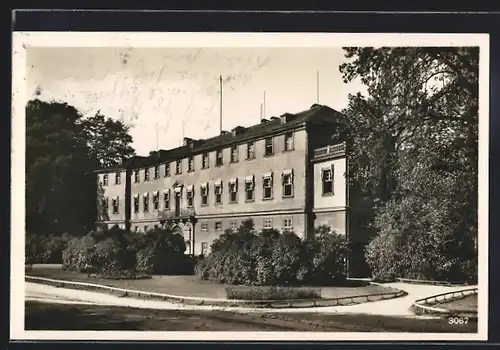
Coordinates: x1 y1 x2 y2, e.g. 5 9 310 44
449 316 469 325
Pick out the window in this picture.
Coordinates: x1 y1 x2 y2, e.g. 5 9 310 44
176 160 182 174
165 163 171 177
264 218 273 230
115 172 121 185
214 182 222 204
188 157 194 172
229 179 238 203
134 226 138 232
264 137 274 156
283 218 293 231
103 174 108 186
185 241 191 255
215 221 223 231
134 171 139 183
186 186 194 207
201 242 208 256
143 168 149 182
201 223 208 231
153 192 159 210
284 132 294 151
245 176 255 201
133 195 139 213
321 166 334 195
143 193 149 212
263 173 273 200
282 170 294 197
230 221 238 232
112 197 119 214
247 141 256 159
144 225 148 232
216 149 223 166
200 184 209 206
154 165 160 179
165 191 173 210
101 198 109 212
230 145 239 163
202 153 209 169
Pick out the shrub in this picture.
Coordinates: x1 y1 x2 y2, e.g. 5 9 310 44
26 233 73 264
134 227 193 275
195 220 347 286
225 286 321 300
304 226 348 285
62 227 136 275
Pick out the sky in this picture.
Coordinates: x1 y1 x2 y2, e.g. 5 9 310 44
27 47 365 156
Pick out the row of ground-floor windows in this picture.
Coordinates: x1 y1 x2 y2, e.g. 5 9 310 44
131 217 294 234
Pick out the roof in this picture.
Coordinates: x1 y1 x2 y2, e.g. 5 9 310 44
95 104 346 173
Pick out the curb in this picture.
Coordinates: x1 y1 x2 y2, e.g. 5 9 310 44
412 288 478 320
396 278 476 287
26 275 407 309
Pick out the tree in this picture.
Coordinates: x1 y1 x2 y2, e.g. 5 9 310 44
26 99 136 236
81 112 135 168
340 47 478 280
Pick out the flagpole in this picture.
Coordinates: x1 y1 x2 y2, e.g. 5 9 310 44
219 76 223 134
263 91 266 118
316 70 320 104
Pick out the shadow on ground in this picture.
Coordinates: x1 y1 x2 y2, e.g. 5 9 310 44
25 301 478 333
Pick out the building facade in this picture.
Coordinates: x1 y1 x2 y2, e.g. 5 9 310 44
96 104 356 267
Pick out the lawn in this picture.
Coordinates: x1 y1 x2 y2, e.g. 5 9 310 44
437 294 478 312
26 265 398 300
25 301 478 332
